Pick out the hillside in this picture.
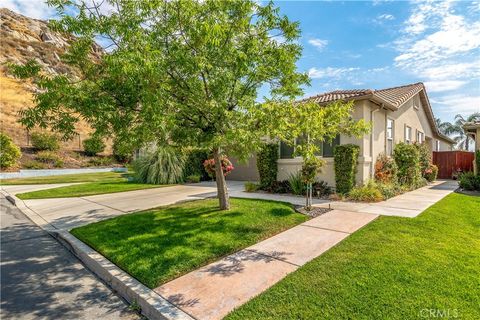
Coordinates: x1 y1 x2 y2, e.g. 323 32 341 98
0 8 102 151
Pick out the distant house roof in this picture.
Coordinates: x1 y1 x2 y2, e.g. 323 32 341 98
301 82 455 144
463 121 480 133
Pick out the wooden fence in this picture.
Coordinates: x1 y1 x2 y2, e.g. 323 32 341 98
432 151 475 179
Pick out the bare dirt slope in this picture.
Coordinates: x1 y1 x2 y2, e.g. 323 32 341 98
0 8 102 150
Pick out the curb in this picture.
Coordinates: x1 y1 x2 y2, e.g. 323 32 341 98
0 190 195 320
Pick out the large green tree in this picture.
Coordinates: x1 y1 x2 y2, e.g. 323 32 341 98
11 0 308 210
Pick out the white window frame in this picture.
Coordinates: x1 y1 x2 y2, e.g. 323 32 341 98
405 125 412 144
416 130 424 144
386 118 394 156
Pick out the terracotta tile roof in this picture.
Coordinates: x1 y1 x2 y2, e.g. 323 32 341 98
302 82 424 109
301 82 456 144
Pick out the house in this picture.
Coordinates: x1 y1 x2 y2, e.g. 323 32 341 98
463 121 480 174
228 82 455 186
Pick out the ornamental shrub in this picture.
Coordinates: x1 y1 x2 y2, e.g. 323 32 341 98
334 144 360 194
203 157 234 178
348 181 383 202
288 171 304 195
244 181 260 192
83 137 106 156
256 143 278 189
30 132 60 151
415 142 431 178
134 147 186 184
374 153 398 183
0 132 21 169
267 180 291 193
184 149 210 181
393 142 421 187
424 164 438 182
476 150 480 176
186 174 201 183
458 172 480 191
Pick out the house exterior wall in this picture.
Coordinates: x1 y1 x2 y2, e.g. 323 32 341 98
277 100 371 187
232 91 453 188
227 155 259 181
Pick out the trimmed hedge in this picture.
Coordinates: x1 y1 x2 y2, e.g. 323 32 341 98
0 132 21 168
334 144 360 194
30 132 60 151
257 143 278 189
476 150 480 176
83 137 106 156
393 142 421 186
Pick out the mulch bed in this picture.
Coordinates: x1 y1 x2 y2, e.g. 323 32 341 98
295 206 332 218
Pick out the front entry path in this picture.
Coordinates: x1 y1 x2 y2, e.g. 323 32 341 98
155 209 378 320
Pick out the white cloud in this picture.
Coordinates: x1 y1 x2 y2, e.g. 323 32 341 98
308 38 329 51
424 80 467 92
377 14 395 21
433 94 480 115
2 0 56 19
393 0 480 93
308 67 359 79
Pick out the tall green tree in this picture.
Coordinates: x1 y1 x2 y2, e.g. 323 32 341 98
11 0 308 210
436 113 480 150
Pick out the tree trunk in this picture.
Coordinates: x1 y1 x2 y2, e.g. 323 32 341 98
213 147 230 210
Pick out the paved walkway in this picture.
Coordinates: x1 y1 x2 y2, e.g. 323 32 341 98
0 195 138 320
315 180 458 218
155 209 378 320
1 180 457 231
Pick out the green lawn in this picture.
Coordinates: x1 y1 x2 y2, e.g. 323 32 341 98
1 171 126 185
71 198 308 288
16 181 165 199
226 193 480 320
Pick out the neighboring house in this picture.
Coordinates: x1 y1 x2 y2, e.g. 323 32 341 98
229 82 455 186
463 121 480 174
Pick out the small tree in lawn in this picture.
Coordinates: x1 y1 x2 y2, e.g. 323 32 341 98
262 100 370 210
10 0 308 210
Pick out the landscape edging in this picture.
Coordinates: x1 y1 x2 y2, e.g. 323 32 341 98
0 189 195 320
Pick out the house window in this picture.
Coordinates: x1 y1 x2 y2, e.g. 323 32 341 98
436 140 441 151
405 126 412 144
416 130 424 143
280 140 295 159
322 135 340 157
279 135 340 158
386 118 394 156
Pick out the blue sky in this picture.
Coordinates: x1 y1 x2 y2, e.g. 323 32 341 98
4 0 480 123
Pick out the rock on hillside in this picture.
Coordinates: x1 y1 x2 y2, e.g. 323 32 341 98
0 8 104 151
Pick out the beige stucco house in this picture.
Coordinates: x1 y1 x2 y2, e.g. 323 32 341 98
228 82 454 186
463 121 480 174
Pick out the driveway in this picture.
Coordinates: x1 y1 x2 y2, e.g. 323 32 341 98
0 195 138 320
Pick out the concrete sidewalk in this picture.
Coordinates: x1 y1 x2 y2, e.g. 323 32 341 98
155 209 378 320
2 183 218 230
315 180 458 218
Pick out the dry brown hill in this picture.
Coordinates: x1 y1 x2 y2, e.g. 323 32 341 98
0 8 103 151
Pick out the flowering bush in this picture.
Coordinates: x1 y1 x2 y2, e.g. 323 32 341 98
424 164 438 182
374 153 398 183
203 157 234 177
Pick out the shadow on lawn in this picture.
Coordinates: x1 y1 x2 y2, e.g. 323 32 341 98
71 199 301 288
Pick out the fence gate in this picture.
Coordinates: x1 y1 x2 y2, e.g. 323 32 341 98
432 151 475 179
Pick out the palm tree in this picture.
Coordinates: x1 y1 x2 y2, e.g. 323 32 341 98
437 113 480 150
